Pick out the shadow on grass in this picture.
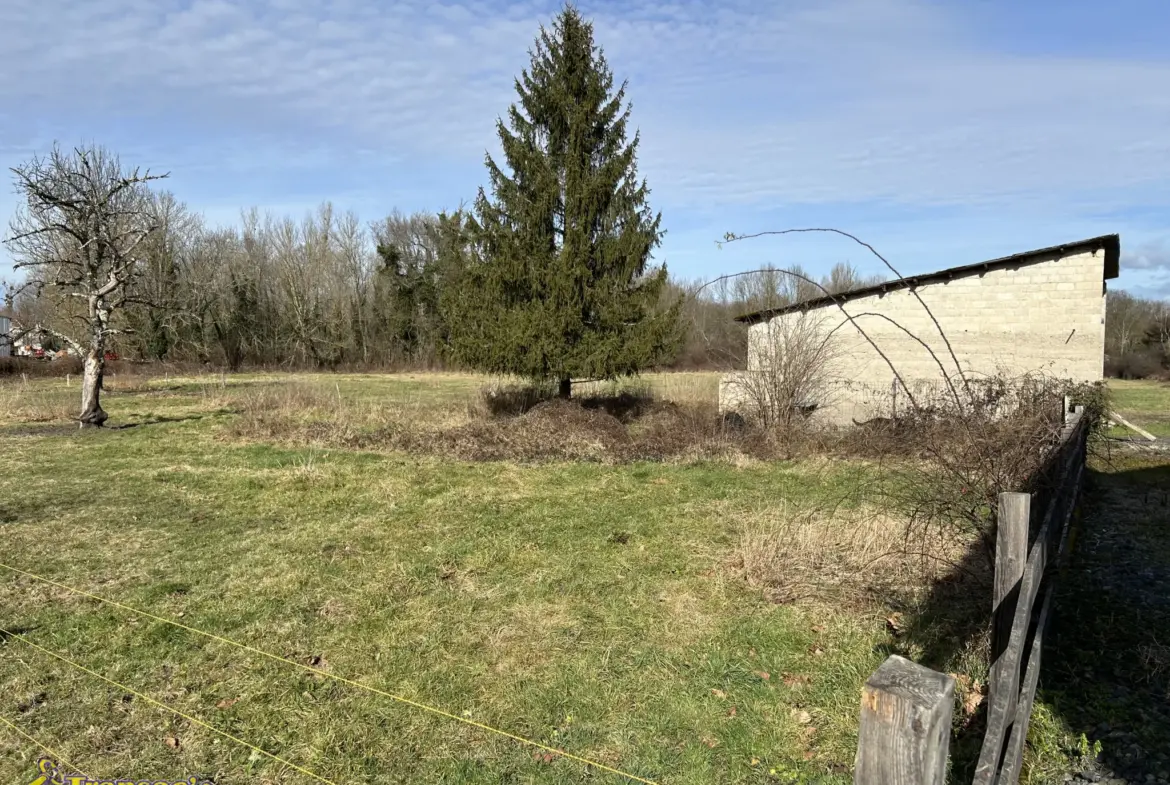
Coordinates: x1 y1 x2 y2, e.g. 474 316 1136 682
109 414 209 430
871 452 1170 783
872 536 995 781
0 625 38 643
1035 456 1170 782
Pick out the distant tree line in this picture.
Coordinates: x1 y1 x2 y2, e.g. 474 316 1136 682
4 5 896 398
5 191 880 373
7 170 1158 381
1105 289 1170 378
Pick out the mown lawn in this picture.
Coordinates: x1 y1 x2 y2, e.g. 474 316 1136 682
0 372 887 785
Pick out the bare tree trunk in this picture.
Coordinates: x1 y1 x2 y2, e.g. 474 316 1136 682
79 349 107 427
5 145 168 429
558 377 572 399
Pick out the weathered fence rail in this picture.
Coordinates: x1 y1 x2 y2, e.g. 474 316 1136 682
855 404 1089 785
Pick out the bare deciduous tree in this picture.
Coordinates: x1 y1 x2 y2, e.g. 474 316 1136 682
735 310 842 428
4 145 168 426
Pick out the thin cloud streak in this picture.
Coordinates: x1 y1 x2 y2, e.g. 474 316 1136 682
0 0 1167 297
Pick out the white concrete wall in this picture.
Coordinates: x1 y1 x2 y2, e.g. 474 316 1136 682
721 247 1108 424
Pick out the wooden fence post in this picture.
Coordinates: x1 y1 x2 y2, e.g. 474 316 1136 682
855 655 955 785
990 492 1029 715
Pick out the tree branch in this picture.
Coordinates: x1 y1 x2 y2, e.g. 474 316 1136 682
10 323 84 355
720 227 972 401
692 265 920 409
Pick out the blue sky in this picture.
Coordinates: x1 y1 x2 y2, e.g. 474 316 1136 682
2 0 1168 297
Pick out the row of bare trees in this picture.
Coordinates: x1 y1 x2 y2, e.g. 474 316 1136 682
3 148 467 375
668 260 884 371
1105 289 1170 378
1 146 481 424
5 147 885 381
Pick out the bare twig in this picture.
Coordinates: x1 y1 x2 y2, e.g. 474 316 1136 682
720 227 972 405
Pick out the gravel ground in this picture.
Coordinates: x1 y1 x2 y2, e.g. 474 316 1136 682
1042 444 1170 785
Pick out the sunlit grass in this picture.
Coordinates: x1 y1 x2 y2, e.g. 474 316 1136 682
1105 378 1170 438
0 370 887 784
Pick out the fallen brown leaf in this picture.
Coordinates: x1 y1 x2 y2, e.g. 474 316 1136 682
964 686 985 717
164 735 181 751
782 673 811 687
215 698 238 710
727 706 737 718
752 670 771 681
710 688 727 699
948 673 985 718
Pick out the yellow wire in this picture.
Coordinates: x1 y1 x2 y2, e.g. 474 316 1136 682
0 625 339 785
0 712 87 781
0 562 660 785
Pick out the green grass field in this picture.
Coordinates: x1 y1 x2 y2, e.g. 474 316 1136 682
0 371 894 785
1106 378 1170 438
2 371 1153 783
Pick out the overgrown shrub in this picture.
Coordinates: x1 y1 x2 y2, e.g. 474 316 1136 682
855 372 1107 576
0 355 141 378
474 381 558 417
1105 348 1166 380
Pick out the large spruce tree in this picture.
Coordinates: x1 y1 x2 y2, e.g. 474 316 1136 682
447 4 681 398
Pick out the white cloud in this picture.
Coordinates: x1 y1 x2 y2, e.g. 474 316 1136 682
1 0 1169 284
3 0 1169 207
1123 237 1170 271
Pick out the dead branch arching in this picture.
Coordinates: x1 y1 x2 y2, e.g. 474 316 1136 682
719 227 972 402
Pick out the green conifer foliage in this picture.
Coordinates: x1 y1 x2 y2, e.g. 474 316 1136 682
446 4 682 398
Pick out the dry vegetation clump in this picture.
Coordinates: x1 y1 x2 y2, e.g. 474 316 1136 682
351 396 792 463
417 399 633 461
222 377 814 463
0 381 76 422
729 502 980 607
716 372 1109 686
220 373 1106 520
473 380 559 417
844 374 1112 574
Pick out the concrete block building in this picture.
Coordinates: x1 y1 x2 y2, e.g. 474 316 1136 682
720 235 1120 425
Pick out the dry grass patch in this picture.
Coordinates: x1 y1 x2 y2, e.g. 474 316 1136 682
730 502 972 606
220 378 777 463
0 381 76 422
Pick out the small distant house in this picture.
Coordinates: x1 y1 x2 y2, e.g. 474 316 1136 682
720 235 1120 425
